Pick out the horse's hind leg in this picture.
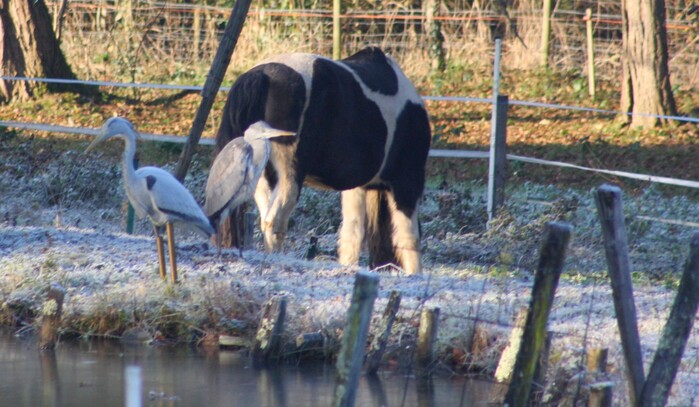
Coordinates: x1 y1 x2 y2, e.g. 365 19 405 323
338 188 367 266
385 191 421 275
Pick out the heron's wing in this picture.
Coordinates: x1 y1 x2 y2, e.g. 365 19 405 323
136 167 214 237
204 139 254 218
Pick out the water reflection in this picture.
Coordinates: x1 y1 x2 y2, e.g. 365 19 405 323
0 331 492 406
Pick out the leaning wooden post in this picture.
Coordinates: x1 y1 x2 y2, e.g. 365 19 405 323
585 8 596 98
594 184 644 405
175 0 253 181
639 232 699 407
333 271 379 407
252 295 288 366
39 283 66 350
416 307 440 375
366 290 401 375
503 222 571 407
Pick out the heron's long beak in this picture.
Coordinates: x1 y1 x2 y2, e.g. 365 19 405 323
84 130 110 153
264 130 296 140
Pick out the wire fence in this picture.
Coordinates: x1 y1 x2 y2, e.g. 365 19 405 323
49 0 699 86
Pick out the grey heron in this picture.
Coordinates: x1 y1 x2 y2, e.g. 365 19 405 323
204 121 295 255
85 117 214 283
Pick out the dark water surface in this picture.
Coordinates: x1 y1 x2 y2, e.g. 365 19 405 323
0 330 493 406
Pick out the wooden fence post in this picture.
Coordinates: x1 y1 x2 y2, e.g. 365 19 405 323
366 290 401 375
594 184 644 405
585 8 596 98
332 0 341 60
540 0 553 67
503 222 571 407
639 232 699 406
333 271 379 407
252 295 287 366
416 307 440 375
39 282 66 350
487 94 508 223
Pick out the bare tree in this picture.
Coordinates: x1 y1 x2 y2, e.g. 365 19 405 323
619 0 677 128
0 0 84 102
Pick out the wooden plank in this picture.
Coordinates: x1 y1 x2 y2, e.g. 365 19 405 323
332 271 379 407
365 290 401 375
639 232 699 407
594 184 644 405
503 222 571 407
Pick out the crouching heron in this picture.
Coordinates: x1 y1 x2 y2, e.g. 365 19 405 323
204 121 295 255
86 117 214 283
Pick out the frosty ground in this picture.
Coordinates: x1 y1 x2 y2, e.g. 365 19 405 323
2 147 699 405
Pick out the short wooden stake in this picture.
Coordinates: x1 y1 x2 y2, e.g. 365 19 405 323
640 232 699 407
587 348 608 373
416 307 440 375
39 283 66 350
295 332 325 353
490 307 529 403
594 184 644 405
252 295 287 366
166 222 177 283
332 271 379 407
503 222 571 407
366 290 401 375
587 348 612 407
589 382 613 407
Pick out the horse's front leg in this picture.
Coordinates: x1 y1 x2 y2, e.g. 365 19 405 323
254 175 273 234
261 149 301 252
338 188 367 266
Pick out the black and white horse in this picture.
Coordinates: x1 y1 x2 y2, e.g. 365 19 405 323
215 47 431 274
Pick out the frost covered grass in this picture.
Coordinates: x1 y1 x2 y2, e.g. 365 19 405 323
3 138 699 404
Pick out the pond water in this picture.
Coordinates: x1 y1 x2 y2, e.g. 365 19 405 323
0 330 494 407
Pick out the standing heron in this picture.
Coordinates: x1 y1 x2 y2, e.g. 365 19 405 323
86 117 214 283
204 121 295 255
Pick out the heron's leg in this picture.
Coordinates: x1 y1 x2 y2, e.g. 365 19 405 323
338 188 366 266
216 228 222 257
154 226 166 280
166 222 178 283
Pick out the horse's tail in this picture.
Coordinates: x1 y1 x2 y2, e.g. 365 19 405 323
365 188 397 269
215 69 270 151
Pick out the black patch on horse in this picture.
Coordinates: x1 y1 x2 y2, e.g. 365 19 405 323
340 47 398 96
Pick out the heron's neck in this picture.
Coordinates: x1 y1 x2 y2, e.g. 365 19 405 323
248 138 271 179
120 132 139 184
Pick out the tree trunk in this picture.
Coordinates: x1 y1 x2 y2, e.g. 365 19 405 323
0 0 84 103
620 0 677 128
